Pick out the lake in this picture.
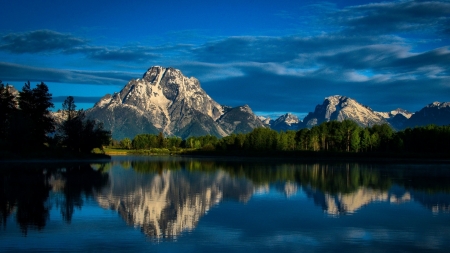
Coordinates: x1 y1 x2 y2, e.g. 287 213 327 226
1 156 450 252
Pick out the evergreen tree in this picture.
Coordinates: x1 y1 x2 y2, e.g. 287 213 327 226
0 81 18 149
62 96 77 120
59 97 110 153
18 81 55 148
157 132 167 148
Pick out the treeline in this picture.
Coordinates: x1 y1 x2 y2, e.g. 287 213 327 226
114 119 450 156
0 81 110 156
111 133 215 151
219 120 450 155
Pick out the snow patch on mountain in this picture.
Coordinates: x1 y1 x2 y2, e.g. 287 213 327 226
301 95 388 128
86 66 264 139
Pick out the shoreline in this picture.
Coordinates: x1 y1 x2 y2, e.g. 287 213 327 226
3 150 450 165
105 151 450 164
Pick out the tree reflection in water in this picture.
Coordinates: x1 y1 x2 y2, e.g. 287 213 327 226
0 163 109 234
1 158 450 239
98 158 450 239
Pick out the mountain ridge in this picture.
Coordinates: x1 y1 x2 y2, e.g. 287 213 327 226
85 66 264 139
63 66 450 138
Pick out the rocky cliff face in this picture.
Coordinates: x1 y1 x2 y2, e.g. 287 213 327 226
301 95 388 128
86 66 264 139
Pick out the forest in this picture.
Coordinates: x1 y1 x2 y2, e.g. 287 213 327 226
0 81 110 158
112 119 450 158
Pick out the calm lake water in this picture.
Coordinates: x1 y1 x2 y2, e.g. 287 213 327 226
1 156 450 252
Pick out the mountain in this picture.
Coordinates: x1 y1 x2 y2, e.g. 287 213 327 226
406 102 450 128
257 116 271 126
270 113 301 131
86 66 265 139
375 108 413 119
375 108 413 130
300 95 388 128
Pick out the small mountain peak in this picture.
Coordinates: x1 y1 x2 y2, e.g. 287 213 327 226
326 95 348 101
239 104 253 113
274 113 299 124
302 95 387 128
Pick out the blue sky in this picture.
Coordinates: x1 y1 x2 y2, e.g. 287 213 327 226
1 0 449 118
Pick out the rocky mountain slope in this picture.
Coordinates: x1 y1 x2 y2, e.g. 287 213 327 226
269 113 301 131
300 95 388 128
86 66 264 139
375 108 413 130
406 102 450 128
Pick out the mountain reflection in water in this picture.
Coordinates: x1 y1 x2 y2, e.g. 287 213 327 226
93 158 450 239
95 167 254 238
1 157 450 245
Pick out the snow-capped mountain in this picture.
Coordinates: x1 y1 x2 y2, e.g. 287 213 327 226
86 66 264 139
300 95 388 128
375 108 413 130
270 113 301 131
375 108 413 119
406 102 450 128
257 116 272 126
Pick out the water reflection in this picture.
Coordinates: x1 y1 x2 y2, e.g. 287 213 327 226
1 157 450 243
95 158 450 239
0 163 109 234
95 160 254 239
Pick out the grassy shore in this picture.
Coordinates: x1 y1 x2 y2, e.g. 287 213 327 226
101 147 450 163
102 147 195 156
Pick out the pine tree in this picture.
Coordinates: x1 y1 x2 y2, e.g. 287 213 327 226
18 81 55 149
0 81 18 149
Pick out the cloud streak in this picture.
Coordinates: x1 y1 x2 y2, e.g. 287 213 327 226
65 45 162 62
0 62 135 85
330 0 450 36
0 30 86 53
0 30 178 63
192 35 400 63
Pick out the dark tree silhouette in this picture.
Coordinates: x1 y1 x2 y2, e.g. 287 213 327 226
17 81 55 149
0 81 18 149
59 97 111 153
62 95 77 121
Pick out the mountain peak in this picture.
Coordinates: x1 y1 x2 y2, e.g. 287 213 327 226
428 101 450 108
269 113 300 131
302 95 387 128
86 66 264 139
406 101 450 128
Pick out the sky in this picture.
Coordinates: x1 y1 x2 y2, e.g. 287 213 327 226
1 0 449 119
